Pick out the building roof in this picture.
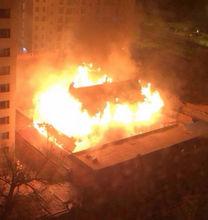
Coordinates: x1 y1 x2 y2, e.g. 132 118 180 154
74 121 208 170
16 111 75 154
7 181 75 219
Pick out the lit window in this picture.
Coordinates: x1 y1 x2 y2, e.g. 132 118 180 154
0 48 10 57
0 116 9 125
0 84 10 92
0 29 10 38
0 66 10 75
1 132 9 139
0 100 9 109
0 9 10 18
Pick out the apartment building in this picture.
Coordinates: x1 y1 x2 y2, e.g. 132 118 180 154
29 0 136 52
19 0 33 53
0 0 17 156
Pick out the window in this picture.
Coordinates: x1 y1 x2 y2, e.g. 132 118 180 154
0 29 10 38
58 17 63 23
67 0 76 5
0 66 10 75
81 0 86 5
0 48 10 57
0 116 9 124
1 132 9 139
0 84 10 93
0 101 9 109
57 26 63 31
81 8 85 15
66 8 72 14
59 7 64 13
35 7 39 12
0 9 10 18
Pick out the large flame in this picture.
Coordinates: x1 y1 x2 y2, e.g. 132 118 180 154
33 64 164 152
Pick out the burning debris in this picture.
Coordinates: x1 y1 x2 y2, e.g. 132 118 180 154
33 63 165 152
69 78 143 115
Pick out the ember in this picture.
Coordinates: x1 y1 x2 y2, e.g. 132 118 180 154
33 63 164 152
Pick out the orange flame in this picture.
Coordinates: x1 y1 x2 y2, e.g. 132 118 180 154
33 64 164 152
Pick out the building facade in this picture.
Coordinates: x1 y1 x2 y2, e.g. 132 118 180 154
19 0 33 53
22 0 136 53
0 0 17 155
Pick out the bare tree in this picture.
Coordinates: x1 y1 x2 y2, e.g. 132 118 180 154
0 148 47 219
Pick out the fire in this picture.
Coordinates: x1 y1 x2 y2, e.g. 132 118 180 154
33 64 164 152
73 63 112 88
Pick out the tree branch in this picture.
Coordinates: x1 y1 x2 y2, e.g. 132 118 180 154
0 177 11 185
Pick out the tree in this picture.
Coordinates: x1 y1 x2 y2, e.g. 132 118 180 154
0 148 47 219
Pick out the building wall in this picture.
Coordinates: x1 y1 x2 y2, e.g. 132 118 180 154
29 0 136 53
0 0 17 154
19 0 33 53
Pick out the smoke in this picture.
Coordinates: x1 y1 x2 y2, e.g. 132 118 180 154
17 1 141 116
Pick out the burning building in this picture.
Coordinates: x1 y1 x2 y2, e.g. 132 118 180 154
31 63 165 152
15 63 208 190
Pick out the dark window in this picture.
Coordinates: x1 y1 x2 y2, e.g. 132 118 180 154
0 84 10 92
59 7 64 13
0 100 9 109
0 29 10 38
67 0 77 5
0 48 10 57
0 116 9 124
81 8 85 15
58 16 63 23
81 0 86 5
57 26 63 31
66 8 72 14
0 9 10 18
1 132 9 139
0 66 10 75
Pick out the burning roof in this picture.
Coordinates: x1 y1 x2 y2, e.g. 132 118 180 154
33 63 165 152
